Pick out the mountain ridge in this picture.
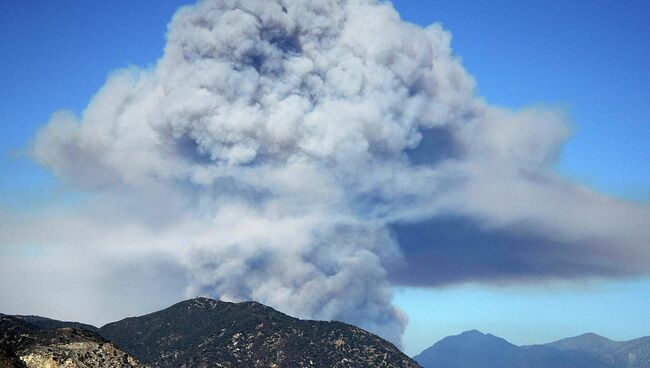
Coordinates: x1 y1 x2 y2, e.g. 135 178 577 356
4 300 647 368
2 298 421 367
543 332 650 368
0 313 99 333
99 297 420 368
414 330 650 368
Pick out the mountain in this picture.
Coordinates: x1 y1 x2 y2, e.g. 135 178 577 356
0 316 144 368
2 298 419 367
413 330 520 368
99 297 420 368
547 332 620 353
413 330 608 368
547 333 650 368
0 313 98 333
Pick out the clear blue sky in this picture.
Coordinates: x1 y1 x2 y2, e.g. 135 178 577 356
1 0 649 356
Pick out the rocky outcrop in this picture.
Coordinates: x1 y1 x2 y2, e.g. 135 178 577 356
0 316 144 368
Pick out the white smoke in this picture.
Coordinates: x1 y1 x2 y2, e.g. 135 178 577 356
20 0 650 345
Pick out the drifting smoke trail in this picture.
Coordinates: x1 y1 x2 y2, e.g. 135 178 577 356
30 0 650 345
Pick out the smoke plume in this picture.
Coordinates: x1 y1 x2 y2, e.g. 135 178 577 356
16 0 650 344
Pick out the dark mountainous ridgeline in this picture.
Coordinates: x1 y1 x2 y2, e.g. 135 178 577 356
0 313 99 333
3 300 648 368
99 297 420 368
1 298 420 368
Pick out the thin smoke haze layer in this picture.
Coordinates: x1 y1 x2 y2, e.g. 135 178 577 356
22 0 650 344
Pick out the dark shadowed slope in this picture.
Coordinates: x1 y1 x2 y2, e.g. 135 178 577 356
414 330 608 368
0 316 144 367
0 314 98 333
99 297 420 368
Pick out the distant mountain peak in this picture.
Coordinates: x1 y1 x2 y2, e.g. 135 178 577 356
446 329 510 346
570 332 610 340
547 332 620 356
549 332 615 346
415 329 650 368
458 329 503 339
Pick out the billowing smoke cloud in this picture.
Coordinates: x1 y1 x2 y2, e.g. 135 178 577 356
14 0 649 344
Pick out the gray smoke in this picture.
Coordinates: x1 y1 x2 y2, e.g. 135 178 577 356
21 0 650 345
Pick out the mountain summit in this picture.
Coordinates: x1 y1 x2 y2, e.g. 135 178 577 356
413 329 524 368
99 297 420 368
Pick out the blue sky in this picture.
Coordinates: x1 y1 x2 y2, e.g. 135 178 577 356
393 0 650 200
1 1 189 209
1 0 649 356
